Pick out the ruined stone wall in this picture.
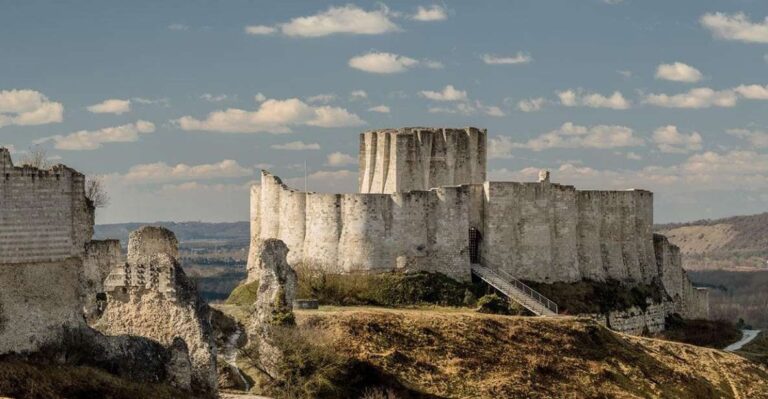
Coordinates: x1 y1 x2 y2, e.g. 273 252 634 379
359 127 486 194
653 234 709 319
0 148 93 264
98 226 217 395
252 171 471 281
82 240 122 321
481 181 655 284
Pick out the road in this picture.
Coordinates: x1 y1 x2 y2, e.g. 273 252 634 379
724 329 761 352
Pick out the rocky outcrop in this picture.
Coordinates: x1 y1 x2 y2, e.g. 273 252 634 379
249 238 297 380
96 226 217 396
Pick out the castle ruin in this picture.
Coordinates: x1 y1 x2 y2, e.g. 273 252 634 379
249 127 709 326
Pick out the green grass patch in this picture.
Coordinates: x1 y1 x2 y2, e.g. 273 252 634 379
225 279 260 307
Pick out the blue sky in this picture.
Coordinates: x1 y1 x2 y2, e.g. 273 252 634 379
1 0 767 223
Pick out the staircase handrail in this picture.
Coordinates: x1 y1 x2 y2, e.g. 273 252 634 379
471 263 559 314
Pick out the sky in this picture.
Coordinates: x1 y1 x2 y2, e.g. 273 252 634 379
1 0 767 224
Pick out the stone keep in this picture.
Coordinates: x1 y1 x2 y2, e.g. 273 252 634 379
248 127 708 319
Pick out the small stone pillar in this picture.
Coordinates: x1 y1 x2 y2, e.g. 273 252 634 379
538 169 550 183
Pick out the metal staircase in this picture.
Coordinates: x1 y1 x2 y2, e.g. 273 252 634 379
471 264 559 316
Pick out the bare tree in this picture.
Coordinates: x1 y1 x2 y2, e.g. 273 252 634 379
21 146 49 169
85 175 110 208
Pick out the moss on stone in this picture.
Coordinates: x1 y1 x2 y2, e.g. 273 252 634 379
225 279 260 307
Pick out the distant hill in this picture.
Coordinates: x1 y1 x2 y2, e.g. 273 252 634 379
655 212 768 271
95 221 249 246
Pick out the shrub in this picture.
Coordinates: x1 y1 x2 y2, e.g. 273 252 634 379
476 294 510 315
523 279 666 314
657 314 741 348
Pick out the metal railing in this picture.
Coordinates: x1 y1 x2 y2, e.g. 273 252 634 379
471 264 559 315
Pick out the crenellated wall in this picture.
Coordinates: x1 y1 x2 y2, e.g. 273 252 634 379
251 171 472 281
0 148 94 264
359 127 486 194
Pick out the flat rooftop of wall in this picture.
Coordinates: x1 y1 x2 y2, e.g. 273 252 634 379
0 147 82 177
360 127 486 135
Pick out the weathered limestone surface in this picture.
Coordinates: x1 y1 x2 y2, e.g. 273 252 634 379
0 148 93 264
252 171 472 281
248 238 297 380
592 301 674 335
359 127 487 194
82 239 122 321
97 226 217 395
654 234 709 320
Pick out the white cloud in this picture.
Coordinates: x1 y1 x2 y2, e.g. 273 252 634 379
481 52 532 65
419 85 468 101
245 25 276 35
168 23 189 31
655 62 703 83
517 97 547 112
284 169 357 193
200 94 229 102
488 136 515 159
121 159 252 183
350 90 368 100
412 5 447 21
652 125 703 153
427 100 503 117
41 120 155 151
177 97 365 134
734 84 768 100
87 99 131 114
727 128 768 148
626 152 643 160
326 152 357 166
279 5 399 37
270 141 320 151
0 89 63 128
557 89 631 109
483 105 505 117
700 12 768 43
254 93 266 102
509 122 643 151
368 105 390 113
644 87 737 108
305 93 336 104
348 52 441 74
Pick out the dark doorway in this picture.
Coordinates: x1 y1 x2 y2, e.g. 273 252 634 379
469 228 481 264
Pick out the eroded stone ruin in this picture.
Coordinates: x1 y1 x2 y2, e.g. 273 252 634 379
0 148 215 396
249 127 709 333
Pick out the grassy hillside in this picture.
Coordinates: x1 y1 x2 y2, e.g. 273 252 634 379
688 270 768 328
655 212 768 271
294 308 768 399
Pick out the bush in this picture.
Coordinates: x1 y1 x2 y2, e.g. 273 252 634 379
295 267 483 308
523 279 666 315
657 314 741 348
476 294 510 314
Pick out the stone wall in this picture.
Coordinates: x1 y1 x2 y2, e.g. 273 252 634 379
82 239 122 321
359 127 486 194
251 171 472 281
481 181 655 284
0 148 94 264
654 234 709 320
592 301 674 335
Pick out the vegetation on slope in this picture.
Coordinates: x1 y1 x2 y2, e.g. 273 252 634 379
655 314 742 348
295 308 768 399
655 211 768 271
0 359 195 399
688 270 768 328
522 279 664 315
738 331 768 367
295 269 484 307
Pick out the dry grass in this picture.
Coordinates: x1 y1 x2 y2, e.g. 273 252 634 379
0 359 194 399
297 308 768 399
